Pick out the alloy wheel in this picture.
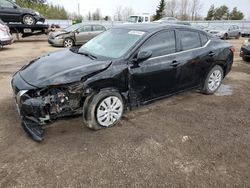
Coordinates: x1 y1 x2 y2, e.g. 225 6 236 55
64 39 73 48
208 70 222 91
23 15 35 25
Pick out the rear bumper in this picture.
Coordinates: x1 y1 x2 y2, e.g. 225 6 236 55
240 47 250 58
0 35 13 46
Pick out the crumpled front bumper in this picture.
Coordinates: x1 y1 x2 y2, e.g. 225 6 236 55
11 73 45 142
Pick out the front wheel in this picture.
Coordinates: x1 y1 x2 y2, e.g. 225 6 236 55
201 65 224 95
23 15 36 25
63 38 74 48
83 90 124 130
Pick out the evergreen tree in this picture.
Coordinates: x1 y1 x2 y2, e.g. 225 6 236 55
213 5 230 20
229 7 244 20
205 5 215 20
153 0 166 21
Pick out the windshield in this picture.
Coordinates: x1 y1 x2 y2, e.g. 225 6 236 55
127 16 138 23
63 24 82 32
79 28 145 59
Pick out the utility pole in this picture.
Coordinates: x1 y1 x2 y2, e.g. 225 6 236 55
78 3 80 16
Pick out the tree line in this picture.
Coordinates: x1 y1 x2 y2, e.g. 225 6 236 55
153 0 244 21
14 0 245 21
15 0 68 19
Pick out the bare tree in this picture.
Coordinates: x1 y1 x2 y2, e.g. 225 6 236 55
122 7 134 21
179 0 189 20
114 6 123 21
189 0 203 20
86 11 91 21
92 8 102 20
165 0 178 17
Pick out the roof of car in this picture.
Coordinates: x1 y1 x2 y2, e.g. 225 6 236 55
113 23 198 32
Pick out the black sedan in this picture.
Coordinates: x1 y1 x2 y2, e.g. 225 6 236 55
240 39 250 62
0 0 45 25
11 23 234 141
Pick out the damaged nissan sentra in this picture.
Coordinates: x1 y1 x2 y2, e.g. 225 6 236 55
11 23 234 141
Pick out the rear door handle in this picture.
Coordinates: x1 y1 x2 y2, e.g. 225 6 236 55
170 60 180 67
208 52 215 57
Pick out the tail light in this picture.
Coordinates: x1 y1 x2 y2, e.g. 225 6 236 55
230 47 235 53
0 26 7 32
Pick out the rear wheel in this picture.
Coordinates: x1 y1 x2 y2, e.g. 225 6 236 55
235 33 240 39
201 65 224 95
23 15 36 25
83 90 124 130
223 33 228 40
63 38 74 48
242 57 250 62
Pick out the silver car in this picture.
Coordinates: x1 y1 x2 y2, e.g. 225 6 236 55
207 25 241 40
48 23 106 48
0 19 13 49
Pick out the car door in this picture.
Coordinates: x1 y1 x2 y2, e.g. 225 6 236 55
0 0 20 22
175 29 212 90
92 25 106 38
74 25 92 44
129 30 179 103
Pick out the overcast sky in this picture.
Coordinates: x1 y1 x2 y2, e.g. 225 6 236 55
48 0 250 19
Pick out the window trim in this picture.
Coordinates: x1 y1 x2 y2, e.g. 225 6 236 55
148 39 211 61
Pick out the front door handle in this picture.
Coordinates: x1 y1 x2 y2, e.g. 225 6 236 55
208 52 215 57
170 60 180 67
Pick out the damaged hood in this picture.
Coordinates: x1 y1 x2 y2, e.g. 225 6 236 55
49 30 69 37
19 49 112 88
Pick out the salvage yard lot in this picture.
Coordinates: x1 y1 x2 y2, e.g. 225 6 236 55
0 37 250 187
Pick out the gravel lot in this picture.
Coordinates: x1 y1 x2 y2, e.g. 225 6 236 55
0 36 250 188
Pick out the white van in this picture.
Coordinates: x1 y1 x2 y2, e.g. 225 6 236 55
127 14 151 23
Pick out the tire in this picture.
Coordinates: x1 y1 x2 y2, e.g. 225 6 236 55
83 90 124 130
23 15 36 25
223 33 228 40
235 33 240 39
63 38 74 48
242 57 250 62
201 65 224 95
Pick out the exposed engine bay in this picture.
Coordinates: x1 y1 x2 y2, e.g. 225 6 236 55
19 82 86 141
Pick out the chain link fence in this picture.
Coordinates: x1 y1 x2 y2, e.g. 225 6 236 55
45 19 250 29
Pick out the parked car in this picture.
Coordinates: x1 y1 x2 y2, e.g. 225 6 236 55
0 0 45 25
127 14 151 23
241 28 250 37
206 25 241 40
154 17 178 23
240 39 250 62
48 23 106 48
0 19 13 48
11 23 234 141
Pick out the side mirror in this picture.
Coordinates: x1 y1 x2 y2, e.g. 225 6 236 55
75 29 80 34
137 50 152 61
13 5 18 9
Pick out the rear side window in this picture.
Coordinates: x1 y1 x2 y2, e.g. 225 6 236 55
0 0 13 8
93 25 105 31
200 33 208 46
79 26 92 32
140 31 176 58
180 30 201 51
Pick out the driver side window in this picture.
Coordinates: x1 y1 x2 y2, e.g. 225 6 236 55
140 30 176 58
0 0 14 8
